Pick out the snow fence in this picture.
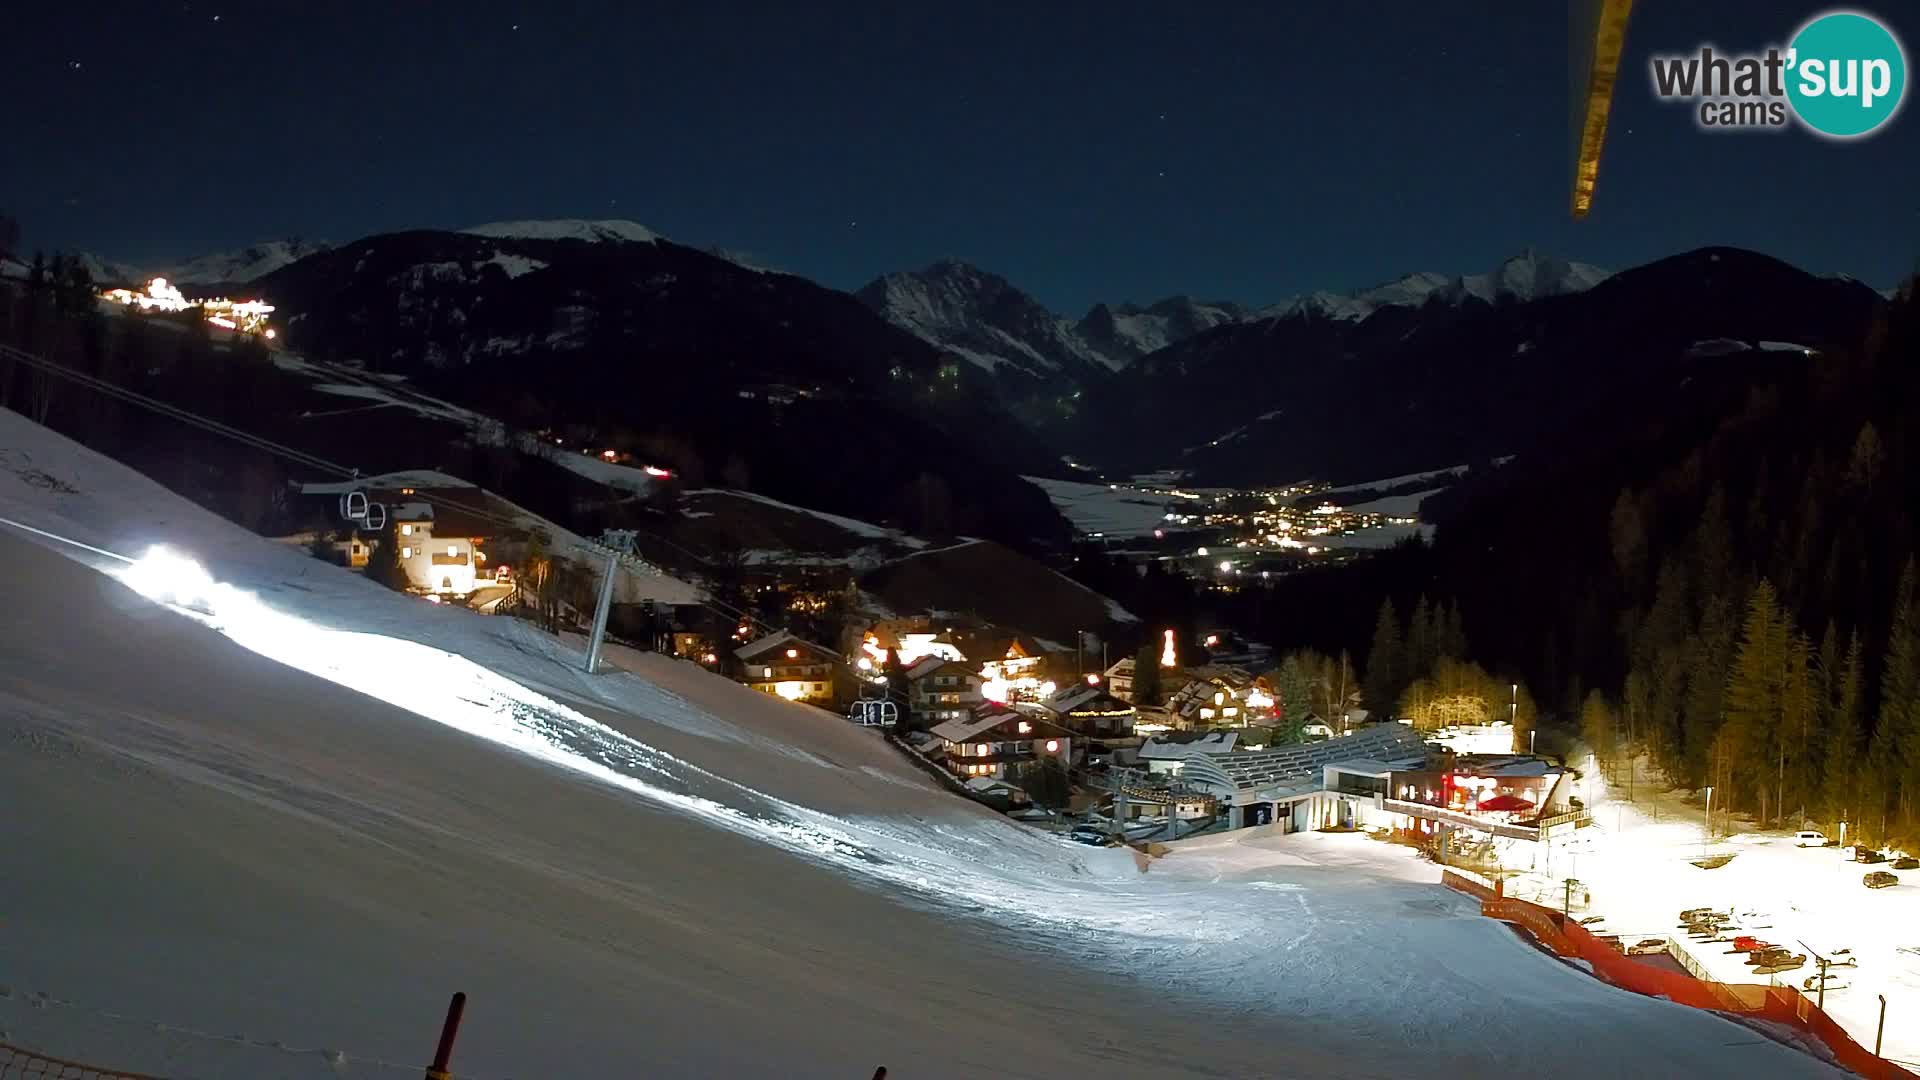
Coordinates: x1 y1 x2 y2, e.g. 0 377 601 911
1443 873 1916 1080
0 1039 162 1079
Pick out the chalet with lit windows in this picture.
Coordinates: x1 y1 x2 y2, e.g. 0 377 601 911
1161 666 1266 729
736 630 847 707
930 704 1074 781
390 502 487 598
905 657 985 729
1038 685 1136 746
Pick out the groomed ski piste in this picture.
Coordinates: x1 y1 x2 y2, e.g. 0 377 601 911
0 408 1848 1078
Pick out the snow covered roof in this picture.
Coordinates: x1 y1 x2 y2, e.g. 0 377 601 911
460 219 660 244
1181 725 1431 794
1452 755 1564 778
1324 758 1400 777
905 657 974 682
930 709 1028 744
1139 732 1237 760
391 501 434 523
736 630 805 661
1044 685 1131 716
963 776 1025 797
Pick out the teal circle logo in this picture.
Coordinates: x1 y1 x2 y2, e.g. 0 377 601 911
1786 11 1907 138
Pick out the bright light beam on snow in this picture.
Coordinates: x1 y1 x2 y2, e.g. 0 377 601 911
106 548 1186 950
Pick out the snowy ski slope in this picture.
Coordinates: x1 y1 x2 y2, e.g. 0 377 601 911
0 409 1847 1078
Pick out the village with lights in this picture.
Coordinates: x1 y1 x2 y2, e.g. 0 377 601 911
100 276 279 339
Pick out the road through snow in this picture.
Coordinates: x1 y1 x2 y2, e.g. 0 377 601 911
0 409 1848 1078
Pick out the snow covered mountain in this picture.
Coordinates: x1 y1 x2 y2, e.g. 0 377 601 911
856 259 1117 380
165 239 331 286
461 218 660 244
861 254 1606 379
73 252 146 285
856 261 1242 379
1075 296 1244 367
1259 253 1611 322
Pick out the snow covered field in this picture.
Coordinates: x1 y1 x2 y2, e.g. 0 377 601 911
1022 476 1178 539
0 410 1852 1078
1532 757 1920 1070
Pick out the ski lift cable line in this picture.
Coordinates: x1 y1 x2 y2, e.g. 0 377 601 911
0 343 836 663
1 343 576 540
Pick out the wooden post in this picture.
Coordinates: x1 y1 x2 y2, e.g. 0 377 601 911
425 992 467 1080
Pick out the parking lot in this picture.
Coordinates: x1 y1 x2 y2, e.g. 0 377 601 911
1521 767 1920 1069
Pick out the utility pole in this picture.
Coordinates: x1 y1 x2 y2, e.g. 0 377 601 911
584 548 618 674
1876 994 1886 1055
1704 785 1715 843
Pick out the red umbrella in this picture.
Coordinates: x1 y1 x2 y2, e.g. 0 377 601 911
1475 794 1534 813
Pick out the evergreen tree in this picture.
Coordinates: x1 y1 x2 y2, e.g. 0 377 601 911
1681 595 1735 790
1133 644 1164 707
1364 598 1402 717
1277 655 1311 727
1884 559 1920 834
1408 594 1435 680
1723 580 1788 823
1823 630 1865 827
1440 600 1468 662
364 530 408 593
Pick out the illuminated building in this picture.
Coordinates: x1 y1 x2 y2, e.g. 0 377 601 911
930 704 1074 781
735 630 845 706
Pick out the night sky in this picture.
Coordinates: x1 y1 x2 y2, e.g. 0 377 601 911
11 1 1915 312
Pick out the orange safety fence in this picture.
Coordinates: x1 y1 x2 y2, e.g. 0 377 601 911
1444 873 1917 1080
0 1040 163 1080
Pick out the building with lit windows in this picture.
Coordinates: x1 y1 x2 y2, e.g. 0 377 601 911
929 704 1073 780
1038 684 1136 745
905 657 985 729
390 502 482 598
736 630 845 706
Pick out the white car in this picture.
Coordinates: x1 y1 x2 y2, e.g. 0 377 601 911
1795 830 1829 847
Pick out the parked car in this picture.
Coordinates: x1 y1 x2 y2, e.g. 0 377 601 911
1803 973 1849 992
1893 857 1919 870
1627 938 1668 955
1752 953 1807 974
1728 936 1774 953
1795 830 1828 847
1852 846 1888 864
1068 825 1114 847
1864 871 1900 889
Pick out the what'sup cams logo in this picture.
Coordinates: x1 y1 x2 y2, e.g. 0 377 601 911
1650 9 1907 138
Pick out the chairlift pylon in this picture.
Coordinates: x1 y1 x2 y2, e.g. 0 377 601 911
339 489 369 521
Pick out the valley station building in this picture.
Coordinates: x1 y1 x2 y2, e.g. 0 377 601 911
1163 724 1590 853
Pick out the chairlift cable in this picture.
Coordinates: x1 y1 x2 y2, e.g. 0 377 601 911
3 343 847 665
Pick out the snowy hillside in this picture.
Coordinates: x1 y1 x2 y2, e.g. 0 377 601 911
1259 253 1611 322
461 218 661 244
0 407 1855 1078
165 240 331 285
1024 475 1176 539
